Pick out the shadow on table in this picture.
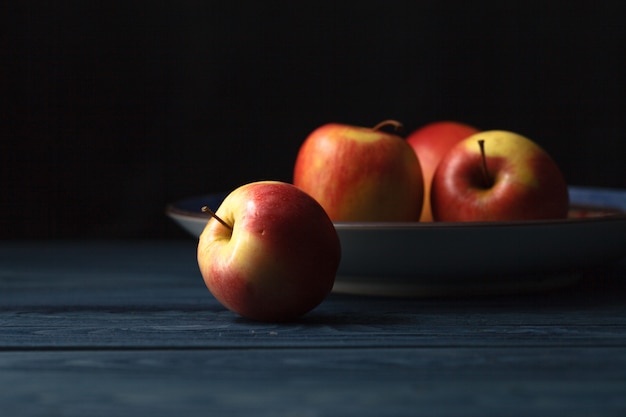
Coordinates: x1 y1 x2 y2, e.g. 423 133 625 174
293 262 626 326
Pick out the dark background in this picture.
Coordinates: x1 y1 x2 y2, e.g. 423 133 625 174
3 1 624 240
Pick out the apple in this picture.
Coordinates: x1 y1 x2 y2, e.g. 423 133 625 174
431 130 569 222
197 181 341 322
293 120 424 222
406 120 479 222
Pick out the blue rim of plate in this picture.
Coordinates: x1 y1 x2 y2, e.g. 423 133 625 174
166 186 626 229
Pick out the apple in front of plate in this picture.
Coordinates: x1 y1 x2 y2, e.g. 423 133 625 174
293 120 424 222
431 130 569 222
197 181 341 322
406 120 480 222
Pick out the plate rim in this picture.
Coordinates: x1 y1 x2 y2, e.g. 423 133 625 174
166 187 626 230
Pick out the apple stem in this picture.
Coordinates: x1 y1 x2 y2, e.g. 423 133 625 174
201 206 233 230
372 119 404 134
478 139 493 188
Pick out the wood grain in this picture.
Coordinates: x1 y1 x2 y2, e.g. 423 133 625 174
1 241 625 416
1 347 625 417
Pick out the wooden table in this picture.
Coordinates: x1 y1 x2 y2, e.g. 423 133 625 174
1 240 625 416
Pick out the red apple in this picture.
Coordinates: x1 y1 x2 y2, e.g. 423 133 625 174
293 120 424 222
431 130 569 222
197 181 341 322
406 121 479 222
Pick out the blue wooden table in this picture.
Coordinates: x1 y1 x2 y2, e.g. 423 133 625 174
1 238 625 416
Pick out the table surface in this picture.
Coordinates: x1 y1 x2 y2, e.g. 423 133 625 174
2 238 626 417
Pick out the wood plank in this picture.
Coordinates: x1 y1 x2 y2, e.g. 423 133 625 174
2 242 626 349
3 290 626 349
1 347 625 417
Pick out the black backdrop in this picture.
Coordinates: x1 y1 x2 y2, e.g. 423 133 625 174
3 1 625 239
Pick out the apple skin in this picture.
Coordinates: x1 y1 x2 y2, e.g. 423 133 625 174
197 181 341 322
293 121 424 222
406 121 479 222
431 130 569 222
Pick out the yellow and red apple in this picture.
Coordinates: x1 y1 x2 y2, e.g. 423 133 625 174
431 130 569 222
197 181 341 322
293 120 424 222
406 121 479 222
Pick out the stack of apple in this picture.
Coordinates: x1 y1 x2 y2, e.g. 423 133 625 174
196 119 569 322
293 120 569 223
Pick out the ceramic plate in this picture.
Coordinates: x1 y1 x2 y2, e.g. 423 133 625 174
167 186 626 296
